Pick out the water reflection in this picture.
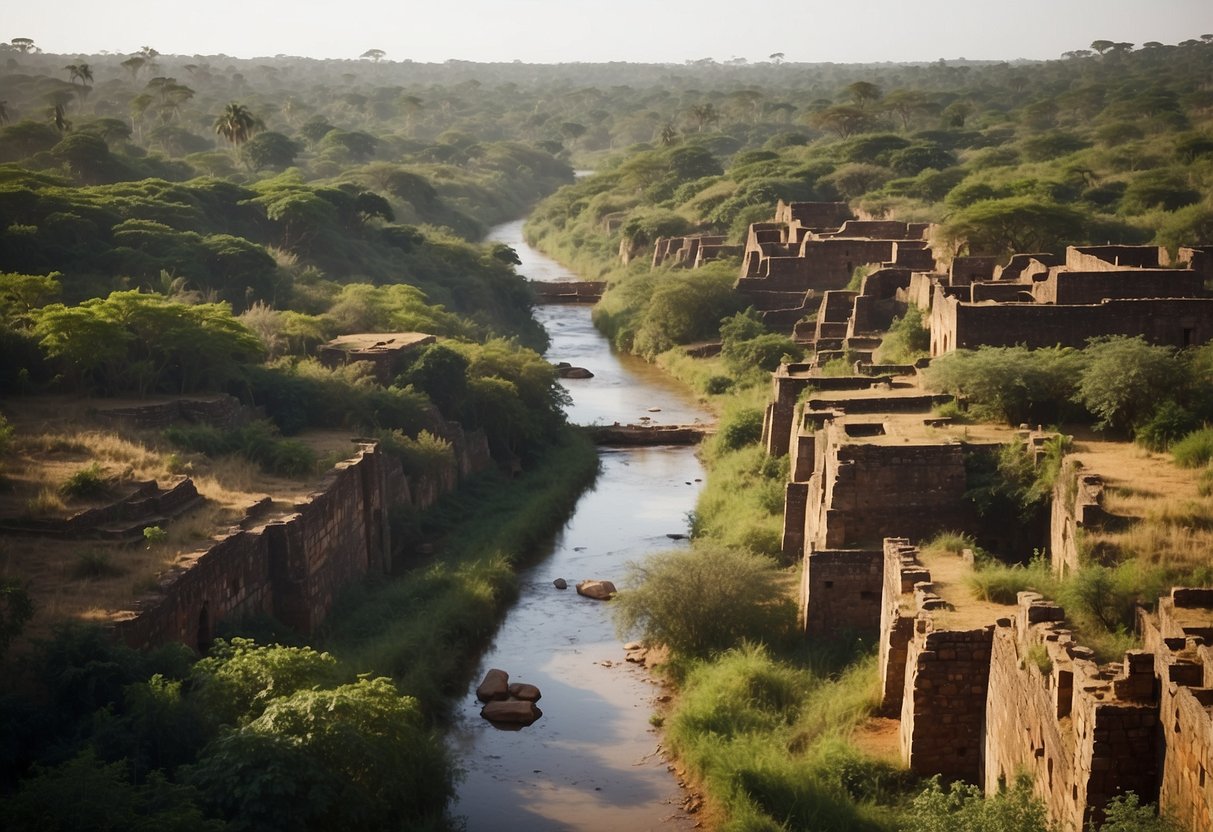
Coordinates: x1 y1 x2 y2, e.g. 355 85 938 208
447 223 708 831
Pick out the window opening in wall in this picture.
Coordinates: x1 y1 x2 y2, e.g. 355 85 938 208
1184 327 1194 347
859 590 876 601
824 581 834 589
1200 764 1206 788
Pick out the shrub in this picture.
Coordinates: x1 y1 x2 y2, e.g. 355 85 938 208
376 429 455 478
704 375 733 395
1135 401 1200 452
165 421 317 478
613 545 795 658
1075 337 1185 433
877 306 930 364
904 776 1052 832
1099 792 1183 831
72 552 124 579
60 463 109 499
967 556 1055 604
716 407 764 452
1172 427 1213 468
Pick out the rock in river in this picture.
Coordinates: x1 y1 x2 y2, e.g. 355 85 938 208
476 668 510 702
481 700 543 726
576 579 617 600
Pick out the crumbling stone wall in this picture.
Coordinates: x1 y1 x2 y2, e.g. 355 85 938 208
1141 589 1213 832
931 294 1213 356
803 427 972 550
901 623 994 781
114 431 491 650
985 594 1160 831
798 548 883 638
879 538 927 713
1031 270 1202 305
1049 459 1110 577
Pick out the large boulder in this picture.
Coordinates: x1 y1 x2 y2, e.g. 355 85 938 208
481 700 543 726
476 668 510 702
509 682 542 702
576 579 617 600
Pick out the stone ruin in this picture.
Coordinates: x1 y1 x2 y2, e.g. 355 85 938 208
733 200 935 331
824 536 1213 831
924 245 1213 355
649 234 741 269
317 332 437 384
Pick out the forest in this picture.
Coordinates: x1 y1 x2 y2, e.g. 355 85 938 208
1 31 1212 831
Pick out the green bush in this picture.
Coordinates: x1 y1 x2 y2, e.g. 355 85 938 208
613 545 795 658
1172 427 1213 468
877 306 930 364
1098 792 1183 831
1135 401 1200 452
60 462 109 499
716 407 764 452
904 776 1052 832
376 429 455 478
164 421 317 478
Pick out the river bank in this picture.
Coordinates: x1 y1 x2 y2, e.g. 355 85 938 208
444 221 711 831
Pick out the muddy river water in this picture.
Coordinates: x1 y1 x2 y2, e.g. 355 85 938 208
447 220 708 831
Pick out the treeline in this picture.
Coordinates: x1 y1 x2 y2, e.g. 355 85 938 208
523 36 1213 361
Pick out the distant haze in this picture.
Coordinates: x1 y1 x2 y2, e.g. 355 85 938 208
7 0 1213 64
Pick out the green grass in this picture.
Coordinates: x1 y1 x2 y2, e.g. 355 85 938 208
664 646 903 832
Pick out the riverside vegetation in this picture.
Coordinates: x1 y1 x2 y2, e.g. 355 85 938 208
4 33 1213 830
519 34 1213 832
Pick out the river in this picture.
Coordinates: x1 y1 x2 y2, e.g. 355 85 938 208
446 220 708 831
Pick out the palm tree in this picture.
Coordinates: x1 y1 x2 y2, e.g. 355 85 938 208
213 102 261 149
78 64 94 86
0 100 10 126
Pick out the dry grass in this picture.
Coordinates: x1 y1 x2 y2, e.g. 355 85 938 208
1071 436 1213 574
0 396 363 642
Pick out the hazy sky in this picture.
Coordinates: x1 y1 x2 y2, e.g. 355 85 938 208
7 0 1213 64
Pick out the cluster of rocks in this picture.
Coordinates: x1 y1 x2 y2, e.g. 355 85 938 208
552 577 617 598
476 668 543 726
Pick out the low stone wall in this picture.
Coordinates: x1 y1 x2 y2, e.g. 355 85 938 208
798 548 883 638
113 428 493 650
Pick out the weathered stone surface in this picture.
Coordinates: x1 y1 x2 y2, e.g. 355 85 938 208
476 668 510 703
560 366 594 379
576 579 617 600
509 683 542 702
553 578 568 590
481 700 543 726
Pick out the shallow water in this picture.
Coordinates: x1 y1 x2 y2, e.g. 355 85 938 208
446 222 707 831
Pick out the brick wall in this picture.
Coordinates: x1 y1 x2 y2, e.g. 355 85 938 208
799 548 884 638
803 427 973 550
932 295 1213 356
901 624 994 781
113 430 491 650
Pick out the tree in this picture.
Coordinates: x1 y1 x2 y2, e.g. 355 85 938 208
10 37 36 54
689 103 719 132
847 80 883 109
1074 336 1185 432
241 131 301 172
942 197 1089 257
904 776 1052 832
808 105 877 138
359 48 386 62
213 102 261 150
0 579 34 659
769 52 785 64
1091 39 1115 54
